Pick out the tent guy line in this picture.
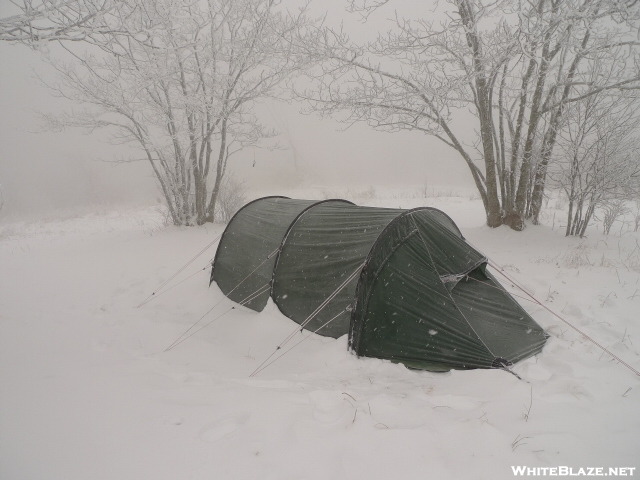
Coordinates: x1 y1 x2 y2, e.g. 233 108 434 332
164 282 271 352
162 247 281 351
249 264 365 377
488 262 640 378
409 213 499 364
136 232 223 308
273 262 366 348
137 262 211 309
212 197 547 372
249 307 350 377
145 196 639 378
147 196 638 379
154 217 638 380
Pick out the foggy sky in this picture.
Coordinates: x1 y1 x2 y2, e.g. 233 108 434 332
0 1 473 220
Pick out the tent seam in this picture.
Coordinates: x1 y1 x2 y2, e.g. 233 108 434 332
349 206 444 353
349 229 420 353
211 195 290 286
269 198 355 302
408 212 499 363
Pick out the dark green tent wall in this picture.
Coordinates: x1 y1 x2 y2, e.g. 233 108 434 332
211 197 547 371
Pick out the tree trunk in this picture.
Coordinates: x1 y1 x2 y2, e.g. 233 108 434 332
579 202 595 237
204 118 229 224
456 0 502 228
530 108 564 224
571 197 583 236
565 197 574 237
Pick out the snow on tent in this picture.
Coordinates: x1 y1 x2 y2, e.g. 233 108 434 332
210 197 547 372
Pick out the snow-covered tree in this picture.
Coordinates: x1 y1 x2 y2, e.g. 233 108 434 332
43 0 309 225
551 90 640 237
634 199 640 233
299 0 640 229
599 199 629 235
216 176 247 223
0 0 127 45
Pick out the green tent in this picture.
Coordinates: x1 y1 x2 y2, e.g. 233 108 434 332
211 197 547 371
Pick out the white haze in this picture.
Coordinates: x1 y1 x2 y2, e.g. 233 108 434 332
0 0 474 220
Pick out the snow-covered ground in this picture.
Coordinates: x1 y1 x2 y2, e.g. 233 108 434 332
1 188 638 480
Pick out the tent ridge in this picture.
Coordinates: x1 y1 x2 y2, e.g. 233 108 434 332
409 214 499 361
212 197 547 372
348 228 420 352
209 195 290 287
416 207 466 239
269 198 355 300
349 207 438 353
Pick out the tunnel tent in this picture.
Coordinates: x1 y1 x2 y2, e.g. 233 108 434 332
211 196 547 371
211 197 355 312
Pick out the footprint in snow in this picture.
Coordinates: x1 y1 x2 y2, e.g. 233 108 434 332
198 413 250 443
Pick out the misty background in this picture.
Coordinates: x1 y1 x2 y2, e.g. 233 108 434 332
0 0 473 220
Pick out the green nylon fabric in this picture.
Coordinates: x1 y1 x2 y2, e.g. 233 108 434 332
272 203 404 337
212 198 547 371
212 197 354 311
350 210 496 369
353 235 495 369
450 269 547 365
213 197 316 310
350 209 546 369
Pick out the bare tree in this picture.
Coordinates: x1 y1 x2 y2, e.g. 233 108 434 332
42 0 308 225
0 0 128 44
216 175 247 223
633 199 640 232
299 0 640 229
600 199 629 235
550 91 640 237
